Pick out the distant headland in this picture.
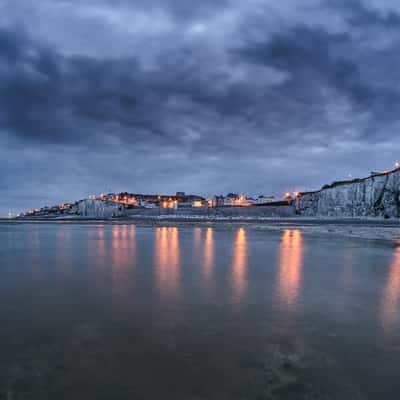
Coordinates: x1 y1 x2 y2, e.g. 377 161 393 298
11 165 400 220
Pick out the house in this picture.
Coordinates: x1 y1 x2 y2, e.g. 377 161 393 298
192 200 206 208
256 195 276 205
223 194 256 206
211 195 225 207
223 193 240 206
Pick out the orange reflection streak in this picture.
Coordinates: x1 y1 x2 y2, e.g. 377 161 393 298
112 224 121 252
97 225 105 239
154 227 180 297
121 224 128 239
382 247 400 333
203 228 214 278
193 227 202 260
232 228 248 298
129 224 136 238
278 229 303 307
111 225 136 265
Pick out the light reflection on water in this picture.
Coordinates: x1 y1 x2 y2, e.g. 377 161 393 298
278 229 303 307
24 224 400 331
154 227 180 298
231 227 248 300
111 224 136 267
193 227 202 261
3 224 400 398
382 246 400 334
88 224 138 299
203 227 214 279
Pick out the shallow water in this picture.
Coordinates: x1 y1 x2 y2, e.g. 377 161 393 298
0 224 400 399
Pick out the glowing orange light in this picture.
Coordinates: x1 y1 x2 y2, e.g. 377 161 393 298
162 200 175 209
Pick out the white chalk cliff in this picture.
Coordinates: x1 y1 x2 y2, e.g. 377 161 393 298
294 169 400 218
71 199 126 218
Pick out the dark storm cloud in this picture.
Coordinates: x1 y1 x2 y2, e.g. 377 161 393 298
0 23 286 148
0 25 252 146
1 0 400 214
236 18 400 136
236 26 375 109
0 27 164 145
337 0 400 28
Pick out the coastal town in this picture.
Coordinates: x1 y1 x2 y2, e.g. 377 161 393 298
20 191 296 218
12 162 400 220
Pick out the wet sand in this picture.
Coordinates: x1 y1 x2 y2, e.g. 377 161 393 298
1 222 399 399
2 217 400 243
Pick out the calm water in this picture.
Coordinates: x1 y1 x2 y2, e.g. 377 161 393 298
1 224 400 399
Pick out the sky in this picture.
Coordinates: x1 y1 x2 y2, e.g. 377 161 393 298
1 0 400 214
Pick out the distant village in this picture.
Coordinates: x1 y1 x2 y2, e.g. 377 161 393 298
20 191 301 218
12 161 400 219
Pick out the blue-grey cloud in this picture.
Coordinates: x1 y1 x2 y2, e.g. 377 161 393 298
1 0 400 214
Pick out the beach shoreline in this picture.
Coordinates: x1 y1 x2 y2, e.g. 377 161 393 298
2 216 400 243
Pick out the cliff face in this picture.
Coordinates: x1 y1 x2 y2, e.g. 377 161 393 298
294 170 400 218
71 199 126 218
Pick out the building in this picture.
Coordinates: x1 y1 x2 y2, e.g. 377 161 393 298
192 200 206 208
256 195 276 205
86 192 206 209
223 193 240 206
211 195 225 207
222 194 256 207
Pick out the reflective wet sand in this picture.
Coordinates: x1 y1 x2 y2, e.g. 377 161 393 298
0 224 399 399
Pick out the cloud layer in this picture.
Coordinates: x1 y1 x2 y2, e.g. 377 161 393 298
1 0 400 214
